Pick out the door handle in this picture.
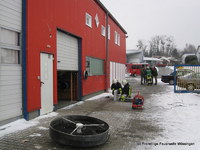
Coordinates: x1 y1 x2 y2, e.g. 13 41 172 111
40 81 44 86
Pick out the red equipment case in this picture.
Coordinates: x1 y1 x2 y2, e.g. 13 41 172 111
132 92 144 109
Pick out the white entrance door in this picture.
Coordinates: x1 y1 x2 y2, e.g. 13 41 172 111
40 53 54 115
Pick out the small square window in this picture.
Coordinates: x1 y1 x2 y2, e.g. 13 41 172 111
101 25 105 36
85 13 92 28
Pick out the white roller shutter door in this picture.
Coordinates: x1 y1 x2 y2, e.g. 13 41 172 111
0 0 22 122
57 31 78 71
110 61 125 87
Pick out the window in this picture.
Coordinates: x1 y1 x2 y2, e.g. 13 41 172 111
101 25 105 36
0 28 20 46
85 13 92 28
0 48 19 64
114 31 120 46
117 33 120 46
0 27 20 64
86 57 104 76
114 31 118 44
108 25 110 40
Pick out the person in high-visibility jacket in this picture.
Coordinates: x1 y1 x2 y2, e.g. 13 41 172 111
120 80 132 101
146 66 153 85
111 79 122 95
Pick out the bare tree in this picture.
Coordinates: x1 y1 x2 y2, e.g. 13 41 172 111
183 44 197 54
137 40 147 55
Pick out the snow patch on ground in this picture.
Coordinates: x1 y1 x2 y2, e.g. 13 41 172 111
0 112 58 138
61 101 84 110
38 126 48 130
29 133 42 137
142 80 200 150
0 119 39 138
86 93 112 101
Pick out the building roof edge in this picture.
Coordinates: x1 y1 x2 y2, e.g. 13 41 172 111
95 0 127 34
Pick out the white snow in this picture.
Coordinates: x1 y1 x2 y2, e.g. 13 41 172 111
0 112 58 138
29 133 42 137
37 126 48 130
61 92 112 109
86 93 112 101
137 79 200 150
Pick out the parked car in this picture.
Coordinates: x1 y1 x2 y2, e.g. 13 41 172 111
161 69 194 85
177 72 200 91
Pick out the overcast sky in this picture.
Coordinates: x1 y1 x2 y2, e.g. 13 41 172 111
100 0 200 50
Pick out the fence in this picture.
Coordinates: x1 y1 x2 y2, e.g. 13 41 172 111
174 65 200 93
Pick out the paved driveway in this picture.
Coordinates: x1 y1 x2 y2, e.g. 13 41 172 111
0 77 199 150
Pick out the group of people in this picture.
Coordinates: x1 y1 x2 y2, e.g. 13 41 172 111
111 79 131 101
140 65 158 85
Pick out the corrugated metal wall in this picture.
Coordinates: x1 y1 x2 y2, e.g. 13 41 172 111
0 0 22 122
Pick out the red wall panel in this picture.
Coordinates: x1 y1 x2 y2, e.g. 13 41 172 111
26 0 126 112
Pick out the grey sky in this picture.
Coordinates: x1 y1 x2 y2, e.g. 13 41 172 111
100 0 200 50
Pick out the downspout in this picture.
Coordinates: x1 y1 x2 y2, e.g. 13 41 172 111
22 0 28 120
78 39 83 101
105 12 109 92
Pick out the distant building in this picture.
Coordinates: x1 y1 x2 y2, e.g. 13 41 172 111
143 57 162 66
126 49 143 63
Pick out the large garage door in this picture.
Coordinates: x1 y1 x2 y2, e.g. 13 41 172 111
110 62 125 87
57 31 78 71
0 0 22 122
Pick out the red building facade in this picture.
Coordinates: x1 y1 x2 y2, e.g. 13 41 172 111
25 0 127 118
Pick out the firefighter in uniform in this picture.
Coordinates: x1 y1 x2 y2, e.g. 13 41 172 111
119 80 132 101
111 79 122 95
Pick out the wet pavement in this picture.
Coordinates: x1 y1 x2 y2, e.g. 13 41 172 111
0 77 199 150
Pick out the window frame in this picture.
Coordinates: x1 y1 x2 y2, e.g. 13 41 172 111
114 31 118 44
85 13 92 28
86 56 104 76
114 31 121 46
108 25 110 40
0 27 21 65
117 33 120 46
101 25 106 37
